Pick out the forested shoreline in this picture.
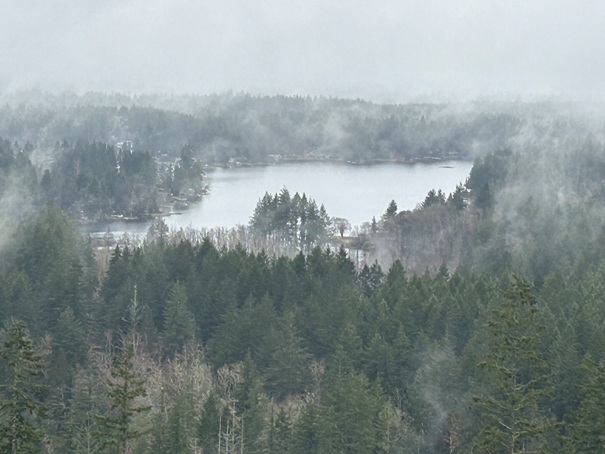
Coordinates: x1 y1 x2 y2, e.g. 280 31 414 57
3 91 601 166
2 93 605 452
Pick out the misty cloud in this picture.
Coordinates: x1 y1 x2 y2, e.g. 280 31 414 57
2 0 605 101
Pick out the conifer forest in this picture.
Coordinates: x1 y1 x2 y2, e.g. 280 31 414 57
2 92 605 453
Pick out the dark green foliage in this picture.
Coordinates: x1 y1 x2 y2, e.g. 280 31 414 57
197 392 221 454
100 246 137 335
249 188 332 250
169 145 206 199
569 357 605 453
158 396 194 454
318 365 390 453
266 408 293 454
421 188 446 209
0 319 48 453
472 275 553 453
209 295 277 369
292 402 321 454
9 210 592 452
268 255 305 309
447 183 469 211
44 140 159 220
48 307 88 387
163 282 195 356
264 312 312 399
364 329 410 399
466 149 511 211
96 342 150 453
383 199 398 220
9 207 95 334
65 364 106 453
357 261 384 297
0 271 38 333
409 337 468 451
0 226 599 452
236 355 266 454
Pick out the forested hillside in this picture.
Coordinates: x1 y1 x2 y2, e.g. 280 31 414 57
2 91 602 166
2 94 605 452
370 139 605 279
0 138 206 222
3 206 605 452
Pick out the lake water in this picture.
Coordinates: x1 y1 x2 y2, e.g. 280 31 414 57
82 160 473 238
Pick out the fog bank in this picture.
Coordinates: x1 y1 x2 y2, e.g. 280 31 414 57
2 0 605 102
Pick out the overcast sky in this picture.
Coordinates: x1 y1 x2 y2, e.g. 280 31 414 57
2 0 604 102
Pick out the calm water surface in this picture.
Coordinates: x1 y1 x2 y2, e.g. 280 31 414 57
84 161 473 237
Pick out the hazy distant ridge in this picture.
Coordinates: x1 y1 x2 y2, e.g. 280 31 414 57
2 91 601 166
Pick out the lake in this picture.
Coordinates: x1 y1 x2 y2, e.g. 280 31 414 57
82 160 474 238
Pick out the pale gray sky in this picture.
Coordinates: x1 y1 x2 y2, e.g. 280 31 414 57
2 0 604 102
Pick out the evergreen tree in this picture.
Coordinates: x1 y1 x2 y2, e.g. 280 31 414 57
0 319 48 453
447 183 469 212
197 392 221 454
249 189 331 249
0 271 38 336
209 295 276 368
236 354 266 454
383 199 398 221
318 364 389 453
472 275 552 453
163 282 195 357
48 306 88 387
357 261 384 297
12 207 93 333
264 311 312 400
96 342 150 454
292 401 321 454
421 188 446 209
66 364 105 454
150 409 168 454
266 408 293 454
164 396 193 454
569 356 605 453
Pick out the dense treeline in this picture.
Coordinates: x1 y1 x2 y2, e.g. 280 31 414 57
249 188 332 251
0 137 206 221
41 140 158 220
371 139 605 280
2 91 602 165
2 200 605 451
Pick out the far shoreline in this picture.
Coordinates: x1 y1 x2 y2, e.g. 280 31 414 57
212 154 471 170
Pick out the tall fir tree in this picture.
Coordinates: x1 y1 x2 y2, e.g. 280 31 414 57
163 396 194 454
236 354 266 454
569 356 605 453
266 407 293 454
96 342 150 454
163 282 195 357
65 364 106 454
472 275 553 453
197 392 221 454
0 319 48 453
